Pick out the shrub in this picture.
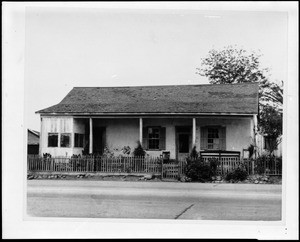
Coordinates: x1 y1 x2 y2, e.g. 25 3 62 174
185 158 218 182
133 141 146 157
225 166 248 182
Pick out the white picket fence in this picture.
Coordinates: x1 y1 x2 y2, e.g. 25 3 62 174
27 156 162 174
27 154 281 178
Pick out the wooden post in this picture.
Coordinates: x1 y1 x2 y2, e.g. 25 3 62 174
253 114 258 159
89 117 93 154
161 158 164 180
252 114 257 175
139 118 143 144
192 118 196 147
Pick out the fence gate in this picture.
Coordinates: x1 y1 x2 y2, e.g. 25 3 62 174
162 161 185 180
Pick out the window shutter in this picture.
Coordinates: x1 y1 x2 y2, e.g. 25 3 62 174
220 127 226 150
200 127 208 150
142 127 148 149
159 127 166 150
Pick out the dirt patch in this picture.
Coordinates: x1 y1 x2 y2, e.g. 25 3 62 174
27 173 164 182
27 173 282 184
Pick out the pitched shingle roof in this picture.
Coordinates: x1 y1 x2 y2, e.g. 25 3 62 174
36 83 259 115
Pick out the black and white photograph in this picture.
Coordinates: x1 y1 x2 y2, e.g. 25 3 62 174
2 2 299 239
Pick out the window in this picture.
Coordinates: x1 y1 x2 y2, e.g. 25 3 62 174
200 126 226 150
48 133 58 147
148 127 160 150
74 133 84 148
60 133 71 148
207 128 220 150
142 126 166 150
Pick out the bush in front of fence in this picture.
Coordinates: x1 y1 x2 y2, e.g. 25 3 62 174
184 157 218 182
133 141 146 157
225 165 248 182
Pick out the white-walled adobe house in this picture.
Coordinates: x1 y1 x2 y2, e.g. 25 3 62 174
36 83 259 160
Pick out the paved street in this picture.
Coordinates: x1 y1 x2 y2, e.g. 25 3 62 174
27 180 282 220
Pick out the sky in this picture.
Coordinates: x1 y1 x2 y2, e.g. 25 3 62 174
25 6 288 131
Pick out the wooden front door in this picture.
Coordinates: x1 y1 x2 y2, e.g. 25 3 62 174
176 126 192 160
93 127 106 155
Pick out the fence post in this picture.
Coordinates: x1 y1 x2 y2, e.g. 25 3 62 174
251 159 255 175
161 158 164 180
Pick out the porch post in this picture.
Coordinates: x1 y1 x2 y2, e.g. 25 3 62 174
252 114 258 175
192 118 196 147
253 114 258 159
139 118 143 144
89 117 93 154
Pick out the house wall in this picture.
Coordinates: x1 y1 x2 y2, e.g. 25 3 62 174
40 116 74 157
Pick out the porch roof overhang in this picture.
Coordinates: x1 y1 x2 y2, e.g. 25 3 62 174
39 112 256 118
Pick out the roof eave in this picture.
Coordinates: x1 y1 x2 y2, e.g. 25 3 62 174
38 112 258 116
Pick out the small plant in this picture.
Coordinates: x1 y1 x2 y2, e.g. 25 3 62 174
225 166 248 182
189 146 199 159
103 145 114 158
133 141 146 157
71 154 81 158
247 144 255 159
43 153 51 158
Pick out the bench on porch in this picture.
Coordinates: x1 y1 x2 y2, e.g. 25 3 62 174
200 150 241 161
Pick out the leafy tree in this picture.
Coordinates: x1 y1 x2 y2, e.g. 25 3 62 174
260 80 283 112
196 46 283 110
196 46 268 84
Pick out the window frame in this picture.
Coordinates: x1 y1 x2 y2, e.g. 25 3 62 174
147 126 161 150
48 133 58 147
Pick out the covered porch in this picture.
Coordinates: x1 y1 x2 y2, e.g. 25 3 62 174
71 114 257 160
